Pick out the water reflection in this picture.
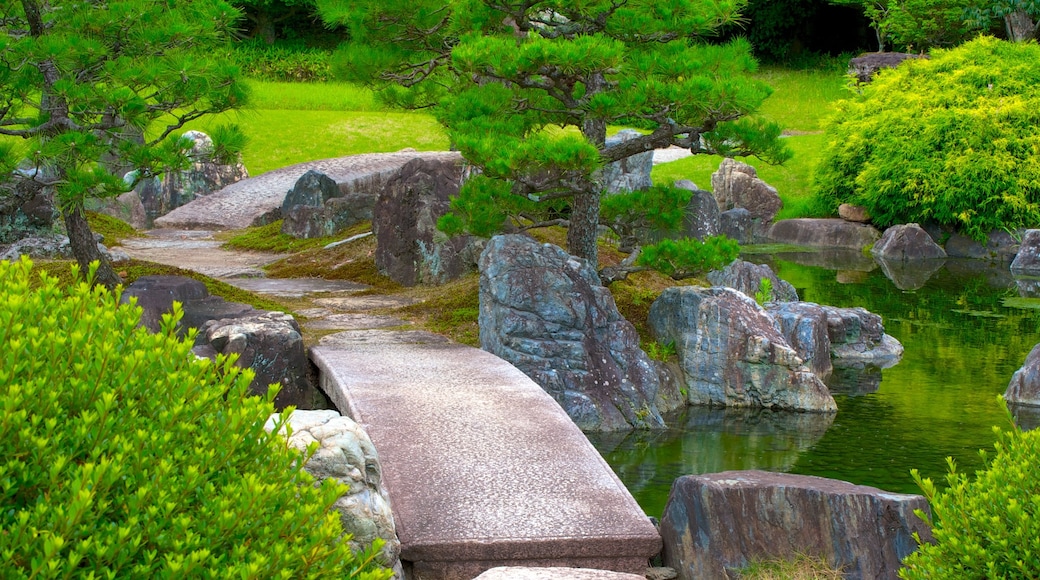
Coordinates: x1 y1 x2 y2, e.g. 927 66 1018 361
875 256 945 291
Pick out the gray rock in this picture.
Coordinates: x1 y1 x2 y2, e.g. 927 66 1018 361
765 302 833 378
660 470 932 580
944 229 1019 261
838 203 871 223
1006 343 1040 407
707 260 798 303
87 190 148 230
0 176 56 243
766 219 881 249
871 223 946 261
603 129 653 194
474 568 646 580
719 208 753 244
710 158 782 224
849 52 926 83
0 233 128 264
280 170 376 239
1011 229 1040 275
676 180 720 240
122 275 250 335
374 156 482 286
265 410 400 572
480 234 669 430
648 286 836 412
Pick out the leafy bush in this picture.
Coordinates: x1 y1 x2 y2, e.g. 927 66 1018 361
232 40 333 82
0 258 390 579
812 37 1040 241
899 401 1040 578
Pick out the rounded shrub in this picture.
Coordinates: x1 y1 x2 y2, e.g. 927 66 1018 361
0 258 390 579
899 403 1040 578
812 37 1040 241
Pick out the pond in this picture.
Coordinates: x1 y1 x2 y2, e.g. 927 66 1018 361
588 249 1040 519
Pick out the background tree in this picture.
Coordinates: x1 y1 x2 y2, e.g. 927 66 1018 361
318 0 789 272
0 0 248 288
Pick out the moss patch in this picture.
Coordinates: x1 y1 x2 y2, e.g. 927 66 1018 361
86 211 142 246
222 220 372 253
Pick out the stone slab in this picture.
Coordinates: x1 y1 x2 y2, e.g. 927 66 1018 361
311 344 661 579
474 567 646 580
314 295 419 311
318 330 447 346
219 277 369 298
117 230 285 278
303 313 409 331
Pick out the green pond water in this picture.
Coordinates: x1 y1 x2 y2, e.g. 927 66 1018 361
588 250 1040 519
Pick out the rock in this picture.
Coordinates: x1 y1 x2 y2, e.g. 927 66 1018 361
1011 229 1040 275
603 129 653 194
1006 343 1040 407
474 568 647 580
707 260 798 303
122 275 253 335
849 52 926 83
480 234 669 430
719 208 753 244
374 156 482 286
265 410 400 572
660 470 932 580
87 190 148 230
871 224 946 261
647 286 836 412
710 158 782 224
198 311 325 411
0 176 56 243
0 233 128 264
875 255 945 291
838 203 871 223
943 229 1019 261
676 180 719 240
766 219 881 249
134 130 248 225
280 170 376 239
765 302 833 378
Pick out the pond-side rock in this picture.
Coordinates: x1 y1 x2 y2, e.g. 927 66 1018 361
1011 229 1040 275
766 219 881 249
603 129 653 194
707 260 798 303
765 302 833 378
719 208 753 244
265 410 400 573
660 470 932 580
280 170 376 239
676 180 719 240
838 203 871 223
849 52 925 83
648 286 835 412
375 156 481 286
711 158 782 224
1006 343 1040 407
944 229 1019 261
872 223 946 261
480 234 667 430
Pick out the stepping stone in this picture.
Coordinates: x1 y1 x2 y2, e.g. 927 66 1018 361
318 330 446 346
304 314 409 331
118 230 285 279
219 277 369 298
314 295 419 311
312 343 661 579
474 567 647 580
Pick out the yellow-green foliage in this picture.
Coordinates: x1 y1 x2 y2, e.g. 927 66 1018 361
899 401 1040 579
812 37 1040 241
0 258 390 579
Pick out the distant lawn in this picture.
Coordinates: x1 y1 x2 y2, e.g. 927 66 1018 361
753 66 849 133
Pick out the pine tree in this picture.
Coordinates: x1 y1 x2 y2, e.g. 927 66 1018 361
319 0 789 271
0 0 247 287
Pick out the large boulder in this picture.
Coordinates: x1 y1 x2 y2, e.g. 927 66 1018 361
871 223 946 261
134 130 248 225
838 203 871 223
676 180 720 240
479 234 670 430
1011 229 1040 275
710 158 782 224
280 170 376 239
603 129 653 194
943 229 1019 261
122 275 256 336
648 286 836 412
765 302 833 378
374 156 482 286
265 410 401 573
1006 343 1040 407
766 219 881 249
849 52 925 84
87 190 148 230
0 176 56 243
707 260 798 303
719 208 753 244
660 470 932 580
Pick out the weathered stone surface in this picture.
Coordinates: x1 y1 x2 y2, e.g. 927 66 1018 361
660 470 932 580
944 229 1019 261
707 260 798 303
648 286 836 412
603 129 653 194
710 158 782 223
266 410 400 572
374 156 482 286
480 234 669 430
88 190 148 230
0 176 56 242
121 275 213 333
766 219 881 249
676 180 720 240
719 208 753 244
474 568 646 580
1006 343 1040 407
871 223 946 261
1011 229 1040 275
838 203 871 223
135 131 248 225
280 170 376 239
849 52 925 83
0 233 129 264
198 311 324 410
765 302 833 378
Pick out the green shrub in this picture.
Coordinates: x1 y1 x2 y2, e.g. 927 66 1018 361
812 37 1040 241
232 40 333 82
637 236 741 281
899 400 1040 579
0 258 390 579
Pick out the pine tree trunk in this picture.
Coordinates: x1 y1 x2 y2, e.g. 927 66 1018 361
567 188 601 266
1005 10 1037 42
63 203 123 289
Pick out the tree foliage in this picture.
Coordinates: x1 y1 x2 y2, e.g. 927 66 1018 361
0 257 391 578
0 0 248 288
811 37 1040 241
319 0 788 272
